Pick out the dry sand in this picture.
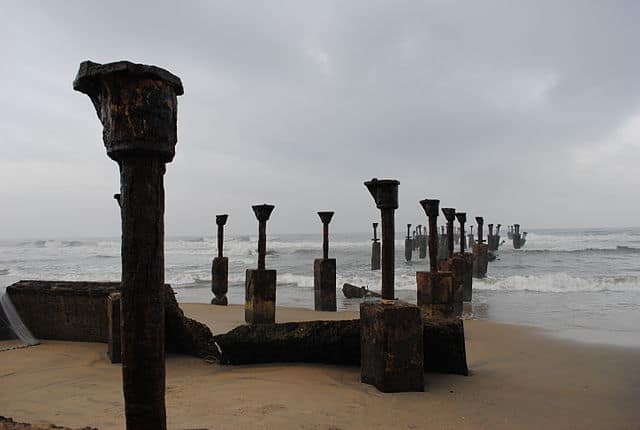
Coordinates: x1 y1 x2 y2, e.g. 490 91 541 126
1 304 639 429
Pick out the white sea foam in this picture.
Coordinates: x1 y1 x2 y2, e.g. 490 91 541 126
473 273 640 293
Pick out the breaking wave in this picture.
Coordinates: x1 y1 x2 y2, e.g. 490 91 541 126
473 273 640 293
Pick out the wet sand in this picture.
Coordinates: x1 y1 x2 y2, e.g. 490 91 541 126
1 304 639 429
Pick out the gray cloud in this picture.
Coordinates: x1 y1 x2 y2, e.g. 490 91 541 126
1 0 639 238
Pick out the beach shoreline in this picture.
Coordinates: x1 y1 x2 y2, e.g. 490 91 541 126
1 304 639 429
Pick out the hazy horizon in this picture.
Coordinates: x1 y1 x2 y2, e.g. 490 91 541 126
2 1 639 238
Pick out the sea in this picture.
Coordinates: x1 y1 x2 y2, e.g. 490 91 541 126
1 228 639 348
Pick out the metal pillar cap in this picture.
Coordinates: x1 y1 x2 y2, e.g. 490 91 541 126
252 204 275 222
216 214 229 226
442 208 456 222
73 60 183 163
476 216 484 225
455 212 467 223
317 211 334 224
364 178 400 209
419 199 440 217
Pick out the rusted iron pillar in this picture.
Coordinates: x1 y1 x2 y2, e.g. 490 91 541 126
416 199 454 318
472 217 489 278
211 215 229 305
371 222 381 270
74 60 184 430
361 179 423 393
405 223 412 262
455 212 473 302
314 211 336 311
246 204 276 324
418 224 427 259
513 223 526 249
456 213 466 254
443 209 455 259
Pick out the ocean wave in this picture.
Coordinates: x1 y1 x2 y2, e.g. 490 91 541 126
0 269 9 275
516 246 640 254
473 273 640 293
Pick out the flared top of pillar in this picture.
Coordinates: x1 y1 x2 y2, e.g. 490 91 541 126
317 211 334 224
372 222 379 228
419 199 439 218
475 216 484 225
441 208 456 222
364 178 399 209
455 212 466 224
252 204 275 222
73 60 184 163
216 214 229 226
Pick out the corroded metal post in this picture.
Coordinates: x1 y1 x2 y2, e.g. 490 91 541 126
416 199 454 318
211 214 229 305
405 223 412 262
455 212 473 302
440 208 464 315
246 204 276 324
456 212 466 254
361 178 423 393
371 222 381 270
314 211 336 311
473 216 489 278
74 60 183 430
418 224 427 259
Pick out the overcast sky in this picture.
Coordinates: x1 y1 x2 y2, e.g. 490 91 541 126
1 1 639 238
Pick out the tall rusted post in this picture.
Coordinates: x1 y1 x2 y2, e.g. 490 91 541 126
472 216 489 278
404 223 412 262
74 60 184 429
418 224 427 259
246 204 277 324
371 222 381 270
442 209 456 259
513 223 526 249
211 214 229 305
416 199 454 318
361 178 423 393
314 211 336 311
456 213 466 254
455 212 473 302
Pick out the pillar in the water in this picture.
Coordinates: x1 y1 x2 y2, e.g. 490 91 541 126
416 199 454 319
245 204 276 324
472 216 489 278
74 60 184 429
455 212 473 302
371 222 381 270
439 208 464 316
314 211 336 311
404 223 413 262
211 214 229 305
361 178 424 393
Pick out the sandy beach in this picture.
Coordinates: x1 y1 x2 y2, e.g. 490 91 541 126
1 304 639 430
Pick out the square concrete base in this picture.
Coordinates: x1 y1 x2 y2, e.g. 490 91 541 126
458 252 474 301
211 256 228 305
107 293 121 364
360 300 424 393
245 269 276 324
314 258 336 311
440 255 467 315
472 243 489 279
416 271 455 318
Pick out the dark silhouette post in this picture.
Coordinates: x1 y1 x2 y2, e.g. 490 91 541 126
468 225 475 249
416 199 454 318
472 217 489 278
439 208 464 315
74 60 184 429
245 204 276 324
361 178 423 393
314 211 336 311
211 214 229 305
405 223 413 262
418 224 427 259
513 224 527 249
371 223 381 270
455 212 473 302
